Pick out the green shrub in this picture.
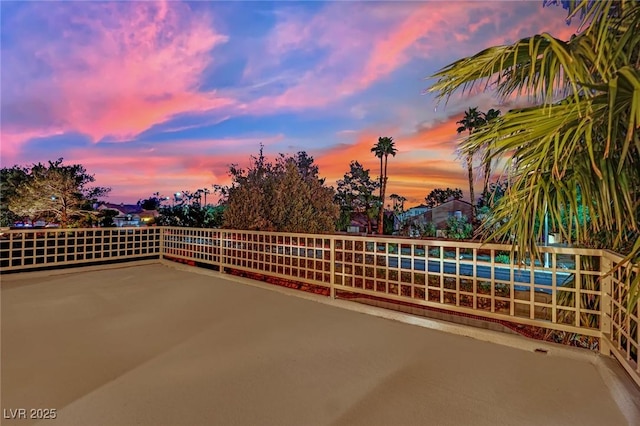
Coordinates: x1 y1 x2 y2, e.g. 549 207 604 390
420 222 437 237
445 215 472 240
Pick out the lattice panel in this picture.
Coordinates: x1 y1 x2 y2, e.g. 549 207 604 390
222 232 332 286
609 257 639 378
332 237 602 333
162 227 222 265
0 228 161 270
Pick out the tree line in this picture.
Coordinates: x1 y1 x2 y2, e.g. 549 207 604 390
1 138 504 238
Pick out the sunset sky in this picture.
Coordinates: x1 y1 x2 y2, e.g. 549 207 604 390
1 1 578 207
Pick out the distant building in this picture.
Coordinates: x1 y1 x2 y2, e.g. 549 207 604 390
346 212 372 234
398 204 429 222
401 199 473 236
346 211 400 234
97 203 158 227
424 199 473 229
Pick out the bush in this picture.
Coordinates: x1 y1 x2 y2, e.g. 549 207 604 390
445 215 473 240
157 204 225 228
420 222 437 237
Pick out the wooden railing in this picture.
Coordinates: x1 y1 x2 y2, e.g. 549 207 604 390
1 226 637 386
601 250 640 386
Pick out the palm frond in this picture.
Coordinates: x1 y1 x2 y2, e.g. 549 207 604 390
429 0 640 308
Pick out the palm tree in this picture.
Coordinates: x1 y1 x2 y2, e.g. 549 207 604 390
430 0 640 307
456 107 485 217
371 136 397 234
389 193 407 214
198 188 211 206
480 108 501 197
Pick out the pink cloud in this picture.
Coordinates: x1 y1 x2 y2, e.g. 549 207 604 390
2 0 234 156
243 1 573 114
360 2 575 90
482 4 579 47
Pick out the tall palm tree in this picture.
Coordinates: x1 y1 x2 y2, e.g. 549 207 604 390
480 108 501 197
371 136 397 234
456 107 485 217
430 0 640 307
389 193 407 214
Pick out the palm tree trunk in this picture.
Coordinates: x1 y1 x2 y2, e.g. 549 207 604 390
378 155 389 234
467 155 475 219
467 127 476 222
482 151 491 198
378 156 384 233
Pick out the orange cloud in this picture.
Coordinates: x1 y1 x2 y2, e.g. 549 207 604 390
65 151 230 204
311 106 514 208
57 134 288 203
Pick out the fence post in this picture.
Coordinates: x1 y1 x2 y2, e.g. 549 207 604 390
330 236 336 299
220 230 226 274
599 252 613 356
158 227 165 260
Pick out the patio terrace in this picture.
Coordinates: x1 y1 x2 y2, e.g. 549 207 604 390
1 227 639 425
2 262 640 425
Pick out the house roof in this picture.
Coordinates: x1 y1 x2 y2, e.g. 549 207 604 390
433 198 473 208
410 204 429 210
98 203 143 215
349 212 370 227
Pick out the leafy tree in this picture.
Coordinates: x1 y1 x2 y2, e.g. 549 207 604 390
222 147 339 233
0 166 29 226
3 158 110 227
270 161 337 233
371 136 397 234
177 190 199 206
138 192 166 210
99 209 119 227
157 204 226 228
288 150 320 181
456 107 484 215
425 187 463 208
429 0 640 305
383 212 396 235
206 205 226 227
335 161 380 233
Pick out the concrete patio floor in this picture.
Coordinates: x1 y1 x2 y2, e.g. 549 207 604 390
2 262 639 426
